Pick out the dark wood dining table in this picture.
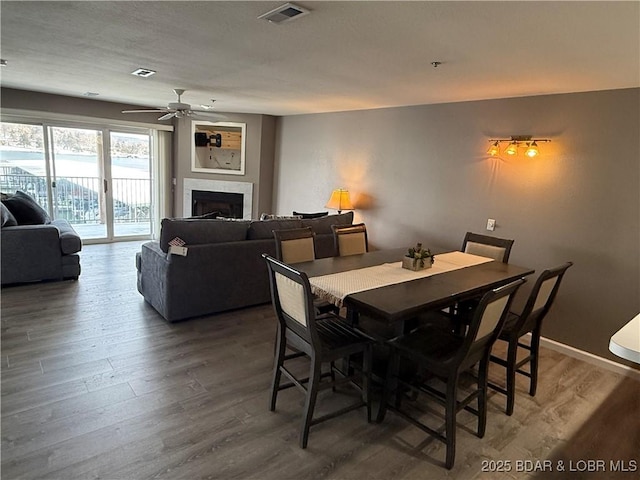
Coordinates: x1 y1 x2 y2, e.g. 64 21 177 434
295 247 535 335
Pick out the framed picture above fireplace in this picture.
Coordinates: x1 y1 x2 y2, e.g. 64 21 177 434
191 121 246 175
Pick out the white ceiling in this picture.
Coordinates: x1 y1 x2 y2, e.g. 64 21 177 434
1 1 639 117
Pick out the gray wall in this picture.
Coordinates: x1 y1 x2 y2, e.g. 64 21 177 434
273 88 640 366
172 113 276 218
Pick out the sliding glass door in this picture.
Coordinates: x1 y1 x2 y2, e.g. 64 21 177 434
48 126 107 239
109 131 152 238
0 122 153 242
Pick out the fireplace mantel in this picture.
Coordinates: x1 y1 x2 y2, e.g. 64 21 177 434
183 178 253 219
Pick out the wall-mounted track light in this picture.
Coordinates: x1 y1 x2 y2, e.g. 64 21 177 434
486 136 551 157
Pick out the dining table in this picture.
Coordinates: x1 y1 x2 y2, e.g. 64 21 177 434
294 247 535 422
295 247 535 336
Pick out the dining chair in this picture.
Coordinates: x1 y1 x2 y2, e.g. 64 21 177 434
273 227 338 315
379 278 525 469
331 223 368 257
273 226 317 264
489 262 573 415
263 254 373 448
462 231 514 263
450 232 516 326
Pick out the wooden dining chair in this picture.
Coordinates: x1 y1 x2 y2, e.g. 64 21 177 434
489 262 573 415
462 232 514 263
273 227 338 315
379 278 525 469
263 254 373 448
273 227 317 264
331 223 368 257
449 232 516 327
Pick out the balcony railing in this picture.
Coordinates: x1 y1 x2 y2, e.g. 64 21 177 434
0 168 150 226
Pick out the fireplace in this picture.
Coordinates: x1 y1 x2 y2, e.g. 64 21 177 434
192 190 243 218
183 178 253 220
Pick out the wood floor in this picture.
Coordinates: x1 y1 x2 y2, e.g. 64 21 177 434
1 241 638 479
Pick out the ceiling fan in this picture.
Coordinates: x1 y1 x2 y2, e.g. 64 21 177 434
121 89 226 121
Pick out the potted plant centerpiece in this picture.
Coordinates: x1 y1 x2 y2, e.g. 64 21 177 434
402 243 435 271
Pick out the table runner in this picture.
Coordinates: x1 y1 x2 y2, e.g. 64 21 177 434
309 251 493 307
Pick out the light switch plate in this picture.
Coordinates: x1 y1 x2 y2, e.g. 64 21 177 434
486 219 496 231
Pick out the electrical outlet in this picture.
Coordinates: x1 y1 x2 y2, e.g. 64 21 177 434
486 219 496 231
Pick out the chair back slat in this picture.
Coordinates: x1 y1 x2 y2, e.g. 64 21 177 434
274 227 316 264
475 295 510 341
532 276 560 313
263 254 319 345
464 242 507 262
338 231 367 256
275 272 308 326
460 279 525 364
281 237 316 264
332 223 368 257
514 262 573 335
461 232 514 263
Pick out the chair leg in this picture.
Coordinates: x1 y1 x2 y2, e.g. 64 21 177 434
477 359 489 438
300 355 321 449
505 337 519 416
529 330 541 397
363 344 372 423
330 360 337 392
269 328 286 411
444 376 458 470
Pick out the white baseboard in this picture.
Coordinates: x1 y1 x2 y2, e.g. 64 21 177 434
536 335 640 380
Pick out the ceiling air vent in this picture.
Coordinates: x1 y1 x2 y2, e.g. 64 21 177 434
131 68 156 78
258 3 310 24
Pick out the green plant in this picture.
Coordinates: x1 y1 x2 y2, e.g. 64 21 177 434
406 243 435 268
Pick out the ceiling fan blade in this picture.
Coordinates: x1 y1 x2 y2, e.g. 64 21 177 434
158 112 177 121
122 109 167 114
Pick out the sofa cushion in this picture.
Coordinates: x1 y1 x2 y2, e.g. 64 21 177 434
247 218 304 240
2 191 51 225
302 211 354 234
1 202 18 227
159 218 249 253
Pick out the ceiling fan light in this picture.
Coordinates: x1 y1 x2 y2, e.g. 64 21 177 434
525 141 539 157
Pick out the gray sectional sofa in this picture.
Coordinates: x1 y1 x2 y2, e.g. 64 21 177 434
136 212 354 322
1 191 82 285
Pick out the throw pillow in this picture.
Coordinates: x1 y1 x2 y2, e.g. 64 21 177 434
259 213 303 221
292 211 329 219
247 218 304 240
302 211 354 234
1 202 18 227
2 191 51 225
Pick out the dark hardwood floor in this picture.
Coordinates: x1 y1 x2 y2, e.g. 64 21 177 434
2 241 638 479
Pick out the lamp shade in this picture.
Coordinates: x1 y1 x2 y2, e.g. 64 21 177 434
505 142 518 155
525 141 539 157
487 141 500 156
325 189 354 212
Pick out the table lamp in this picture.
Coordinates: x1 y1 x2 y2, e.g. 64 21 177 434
325 189 354 214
